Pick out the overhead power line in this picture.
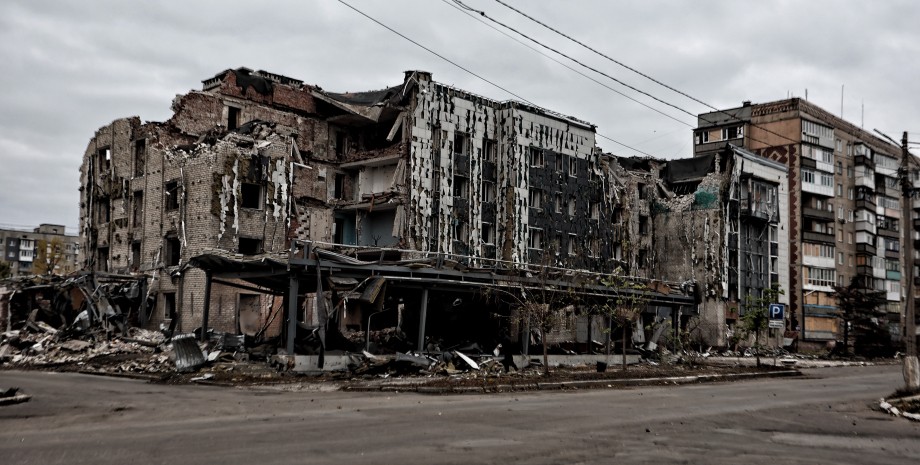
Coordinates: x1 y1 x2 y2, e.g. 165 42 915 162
441 0 691 128
337 0 653 157
487 0 801 147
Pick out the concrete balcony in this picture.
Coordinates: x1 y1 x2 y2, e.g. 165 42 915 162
855 176 875 189
803 231 835 244
854 220 877 235
856 242 877 255
803 255 835 269
856 198 876 210
802 207 835 221
854 154 874 168
802 182 834 197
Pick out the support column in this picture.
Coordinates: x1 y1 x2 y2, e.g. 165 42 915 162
416 288 429 352
285 275 299 355
199 271 212 342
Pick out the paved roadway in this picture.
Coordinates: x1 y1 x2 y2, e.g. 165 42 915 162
1 365 918 465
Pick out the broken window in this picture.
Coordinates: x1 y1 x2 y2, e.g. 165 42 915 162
453 133 469 156
482 223 495 245
133 191 143 228
335 131 348 158
163 292 176 320
97 147 111 175
529 189 543 210
637 248 648 266
637 183 647 200
590 202 600 220
482 181 496 203
555 154 564 172
639 215 649 235
482 139 496 162
165 181 180 211
567 234 578 255
334 173 346 200
241 183 262 209
454 220 468 242
134 139 146 177
165 235 180 266
528 228 543 250
238 237 262 255
453 176 469 198
555 193 563 213
227 106 241 130
96 246 109 272
96 198 110 223
568 157 578 177
529 147 544 167
131 241 141 271
567 197 576 217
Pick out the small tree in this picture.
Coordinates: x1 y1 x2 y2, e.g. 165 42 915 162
33 238 67 276
0 261 11 279
740 285 783 367
832 276 887 357
597 272 649 372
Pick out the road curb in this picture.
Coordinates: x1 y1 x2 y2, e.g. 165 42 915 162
343 369 802 394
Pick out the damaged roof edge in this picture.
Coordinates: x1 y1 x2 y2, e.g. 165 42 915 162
727 143 788 172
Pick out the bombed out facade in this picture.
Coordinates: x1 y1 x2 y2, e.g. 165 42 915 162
80 68 667 354
80 67 860 358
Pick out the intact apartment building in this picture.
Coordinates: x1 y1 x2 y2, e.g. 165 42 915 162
694 98 907 346
79 68 622 337
0 224 80 277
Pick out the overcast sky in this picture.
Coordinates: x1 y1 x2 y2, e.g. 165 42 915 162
2 0 918 234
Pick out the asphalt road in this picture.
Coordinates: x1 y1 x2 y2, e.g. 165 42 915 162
1 365 918 465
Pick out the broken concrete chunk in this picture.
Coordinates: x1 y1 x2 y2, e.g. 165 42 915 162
60 340 92 352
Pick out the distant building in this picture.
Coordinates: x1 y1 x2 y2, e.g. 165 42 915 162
0 224 80 277
694 98 911 349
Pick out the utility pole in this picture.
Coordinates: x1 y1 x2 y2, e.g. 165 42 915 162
900 130 919 390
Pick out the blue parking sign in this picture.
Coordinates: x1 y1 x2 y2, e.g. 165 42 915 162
769 303 785 320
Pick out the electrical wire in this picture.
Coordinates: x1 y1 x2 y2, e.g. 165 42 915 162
338 0 653 156
488 0 802 147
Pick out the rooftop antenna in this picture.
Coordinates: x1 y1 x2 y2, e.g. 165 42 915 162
840 84 844 119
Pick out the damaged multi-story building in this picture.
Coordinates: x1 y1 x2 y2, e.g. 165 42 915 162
694 98 914 350
80 67 697 359
0 224 80 278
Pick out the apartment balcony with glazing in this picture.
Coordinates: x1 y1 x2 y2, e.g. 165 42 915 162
802 206 834 221
854 220 877 235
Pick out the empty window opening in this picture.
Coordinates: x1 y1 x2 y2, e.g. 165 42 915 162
567 198 576 216
241 183 262 209
637 183 647 200
529 189 543 210
97 147 111 175
453 176 469 198
482 181 496 203
555 193 563 213
131 241 141 271
482 139 496 162
96 198 110 223
454 220 469 241
163 292 176 320
133 191 143 228
335 131 348 158
334 173 346 199
134 139 146 177
165 236 180 266
96 246 109 272
567 234 578 255
555 154 564 172
165 181 180 211
238 237 262 255
482 223 495 245
453 133 469 156
528 228 543 250
568 157 578 176
227 106 241 130
529 147 544 167
639 215 649 235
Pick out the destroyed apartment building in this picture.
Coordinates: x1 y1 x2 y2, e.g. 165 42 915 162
78 67 788 364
